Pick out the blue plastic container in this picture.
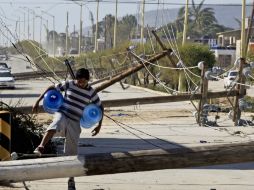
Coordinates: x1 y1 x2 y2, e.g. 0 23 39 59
80 104 102 128
43 89 63 114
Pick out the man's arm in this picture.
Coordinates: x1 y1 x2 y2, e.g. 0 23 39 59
32 85 55 113
91 104 104 136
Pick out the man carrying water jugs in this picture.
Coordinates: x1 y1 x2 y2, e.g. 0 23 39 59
32 68 104 190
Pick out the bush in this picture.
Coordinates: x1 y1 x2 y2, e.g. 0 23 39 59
158 43 216 91
0 101 55 154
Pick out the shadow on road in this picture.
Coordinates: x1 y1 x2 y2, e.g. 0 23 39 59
78 137 186 155
0 94 40 98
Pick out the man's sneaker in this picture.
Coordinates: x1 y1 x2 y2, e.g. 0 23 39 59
68 177 76 190
33 146 44 156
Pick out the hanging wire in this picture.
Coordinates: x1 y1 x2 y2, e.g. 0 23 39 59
150 6 200 91
162 26 201 80
247 73 254 81
151 11 201 90
154 0 160 27
105 114 183 149
26 40 63 82
114 54 129 66
169 24 182 59
159 11 202 81
132 51 195 94
147 27 160 69
0 18 62 84
137 56 198 70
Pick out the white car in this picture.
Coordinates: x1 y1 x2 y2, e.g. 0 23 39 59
0 70 15 89
224 70 238 89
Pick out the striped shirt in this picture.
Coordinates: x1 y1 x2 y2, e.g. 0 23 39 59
55 80 101 121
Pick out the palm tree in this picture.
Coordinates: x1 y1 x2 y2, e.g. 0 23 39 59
120 15 137 39
189 0 217 37
173 0 218 38
121 15 137 28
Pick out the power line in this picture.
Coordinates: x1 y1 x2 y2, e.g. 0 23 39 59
0 1 253 7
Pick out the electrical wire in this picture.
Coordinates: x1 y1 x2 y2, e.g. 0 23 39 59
0 1 251 7
133 51 196 94
248 73 254 81
104 113 183 149
0 19 63 84
26 40 63 82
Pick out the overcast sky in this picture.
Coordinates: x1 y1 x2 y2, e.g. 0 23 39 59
0 0 252 44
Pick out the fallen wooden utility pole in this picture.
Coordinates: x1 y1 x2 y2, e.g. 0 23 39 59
16 90 238 113
101 90 238 107
94 49 170 92
13 70 67 80
1 141 254 183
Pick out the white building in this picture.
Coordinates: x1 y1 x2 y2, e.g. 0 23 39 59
210 46 236 68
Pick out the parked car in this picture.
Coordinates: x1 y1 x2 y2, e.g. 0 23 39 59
0 62 11 71
0 70 15 89
224 70 238 89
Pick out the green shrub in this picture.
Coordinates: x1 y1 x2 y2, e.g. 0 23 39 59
0 101 55 154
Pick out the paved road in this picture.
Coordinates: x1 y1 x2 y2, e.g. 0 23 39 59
7 54 34 74
1 55 254 190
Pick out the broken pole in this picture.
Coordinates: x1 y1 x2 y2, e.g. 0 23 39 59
101 90 238 107
197 63 208 126
232 58 246 125
1 141 254 183
16 90 238 113
95 49 169 92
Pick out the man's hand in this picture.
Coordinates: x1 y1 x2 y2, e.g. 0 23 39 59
91 125 101 136
91 105 103 136
32 85 55 114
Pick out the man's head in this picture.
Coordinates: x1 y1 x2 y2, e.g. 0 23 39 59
75 68 90 88
75 68 90 80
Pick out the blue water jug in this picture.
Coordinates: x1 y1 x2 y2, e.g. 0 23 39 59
43 89 63 114
80 104 102 128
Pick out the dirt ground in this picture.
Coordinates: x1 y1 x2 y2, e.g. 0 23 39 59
35 108 194 127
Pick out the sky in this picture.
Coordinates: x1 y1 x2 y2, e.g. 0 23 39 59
0 0 252 45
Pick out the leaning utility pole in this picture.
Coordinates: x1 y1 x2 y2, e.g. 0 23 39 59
182 0 189 45
244 0 254 54
94 0 100 52
27 8 30 40
241 0 246 58
66 12 69 56
178 0 189 92
79 4 83 55
141 0 145 46
233 0 247 125
113 0 118 49
197 63 208 126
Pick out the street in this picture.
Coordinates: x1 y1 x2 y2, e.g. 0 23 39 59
1 55 254 190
